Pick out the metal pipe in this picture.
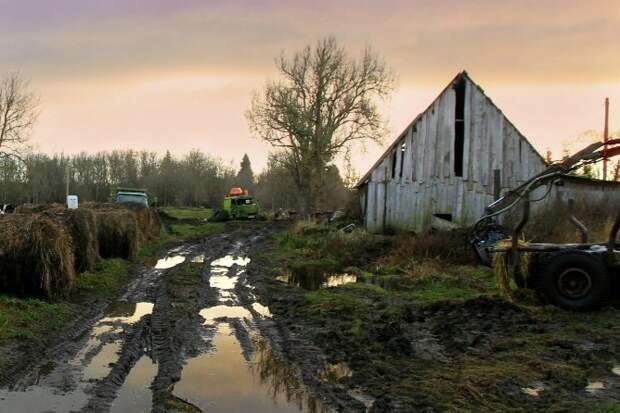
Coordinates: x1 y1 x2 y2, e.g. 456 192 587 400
608 208 620 255
568 199 588 243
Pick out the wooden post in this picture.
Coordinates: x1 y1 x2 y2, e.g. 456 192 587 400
65 164 70 199
603 97 609 180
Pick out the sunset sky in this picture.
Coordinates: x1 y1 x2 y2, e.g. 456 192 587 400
1 0 619 174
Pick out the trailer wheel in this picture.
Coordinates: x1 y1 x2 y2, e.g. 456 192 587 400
540 251 611 311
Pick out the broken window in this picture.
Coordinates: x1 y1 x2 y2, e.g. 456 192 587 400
453 77 466 177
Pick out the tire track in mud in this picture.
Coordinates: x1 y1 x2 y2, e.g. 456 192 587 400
1 224 359 413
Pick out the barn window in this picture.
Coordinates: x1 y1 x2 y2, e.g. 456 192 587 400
391 150 397 179
453 77 466 177
399 142 406 179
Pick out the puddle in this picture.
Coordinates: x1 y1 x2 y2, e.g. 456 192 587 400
211 255 251 268
83 341 122 381
200 306 252 322
252 303 272 318
521 386 544 397
277 272 357 290
613 366 620 376
210 275 239 290
110 356 157 413
586 381 605 393
320 362 353 381
102 302 154 324
155 255 186 269
174 324 327 413
0 386 88 413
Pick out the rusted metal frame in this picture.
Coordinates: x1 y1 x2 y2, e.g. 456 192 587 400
568 199 588 243
608 209 620 258
511 194 530 286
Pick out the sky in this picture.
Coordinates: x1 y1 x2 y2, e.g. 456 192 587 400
1 0 619 175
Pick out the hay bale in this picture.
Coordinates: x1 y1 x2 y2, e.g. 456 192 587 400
0 214 75 298
94 209 139 261
118 203 161 241
43 208 100 272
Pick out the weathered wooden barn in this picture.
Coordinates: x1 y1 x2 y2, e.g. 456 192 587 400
355 71 620 233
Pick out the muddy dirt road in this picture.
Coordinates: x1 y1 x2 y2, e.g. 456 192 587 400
0 224 341 413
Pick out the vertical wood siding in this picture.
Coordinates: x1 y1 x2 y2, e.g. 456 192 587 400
362 74 548 233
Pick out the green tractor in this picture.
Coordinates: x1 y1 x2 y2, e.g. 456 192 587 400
212 186 260 221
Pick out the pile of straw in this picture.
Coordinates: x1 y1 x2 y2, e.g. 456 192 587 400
43 208 100 272
491 239 531 301
94 208 139 261
119 203 161 241
0 214 75 298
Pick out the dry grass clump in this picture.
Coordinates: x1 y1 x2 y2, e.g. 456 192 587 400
43 208 100 272
382 229 477 267
291 219 329 236
491 240 532 301
94 209 139 261
118 203 161 241
0 214 75 298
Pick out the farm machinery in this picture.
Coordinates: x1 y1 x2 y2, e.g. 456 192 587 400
472 139 620 310
210 186 261 221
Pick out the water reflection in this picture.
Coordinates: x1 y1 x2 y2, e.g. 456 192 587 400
102 302 154 324
277 272 357 290
191 254 205 263
174 324 324 413
586 381 605 393
155 255 186 269
252 303 272 318
211 255 251 268
110 356 157 413
200 306 252 322
252 337 329 413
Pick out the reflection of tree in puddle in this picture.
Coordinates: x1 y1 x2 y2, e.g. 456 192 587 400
251 337 329 413
277 271 357 290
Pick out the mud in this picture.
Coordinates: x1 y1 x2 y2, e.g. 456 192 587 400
0 223 350 413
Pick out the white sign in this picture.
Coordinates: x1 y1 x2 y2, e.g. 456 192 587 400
67 195 78 209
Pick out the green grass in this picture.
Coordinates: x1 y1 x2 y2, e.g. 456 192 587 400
75 258 129 297
139 222 225 259
170 222 225 238
161 207 213 220
0 295 73 341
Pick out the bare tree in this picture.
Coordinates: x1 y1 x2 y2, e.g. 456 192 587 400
246 37 394 215
0 74 38 162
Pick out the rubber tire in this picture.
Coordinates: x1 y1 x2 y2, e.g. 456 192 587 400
540 250 611 311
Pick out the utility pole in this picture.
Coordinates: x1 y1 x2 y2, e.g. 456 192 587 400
65 163 70 199
603 97 610 180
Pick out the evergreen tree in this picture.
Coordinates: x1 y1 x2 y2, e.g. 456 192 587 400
236 154 256 194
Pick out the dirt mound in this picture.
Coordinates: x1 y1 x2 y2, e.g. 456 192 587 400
0 214 75 298
94 209 139 261
43 208 100 272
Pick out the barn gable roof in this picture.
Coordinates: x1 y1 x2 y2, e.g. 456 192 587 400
354 70 546 188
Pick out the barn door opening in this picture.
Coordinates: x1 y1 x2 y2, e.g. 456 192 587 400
454 77 466 177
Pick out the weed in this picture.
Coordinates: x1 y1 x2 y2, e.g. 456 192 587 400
161 207 213 221
0 294 73 342
75 258 129 297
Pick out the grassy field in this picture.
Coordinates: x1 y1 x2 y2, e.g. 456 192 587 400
160 207 213 220
261 221 620 412
0 209 224 366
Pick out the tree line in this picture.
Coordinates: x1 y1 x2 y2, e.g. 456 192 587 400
0 149 351 211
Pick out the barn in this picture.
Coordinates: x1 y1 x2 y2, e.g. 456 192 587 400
355 71 618 233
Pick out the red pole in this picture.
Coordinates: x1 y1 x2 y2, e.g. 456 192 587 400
603 97 609 180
